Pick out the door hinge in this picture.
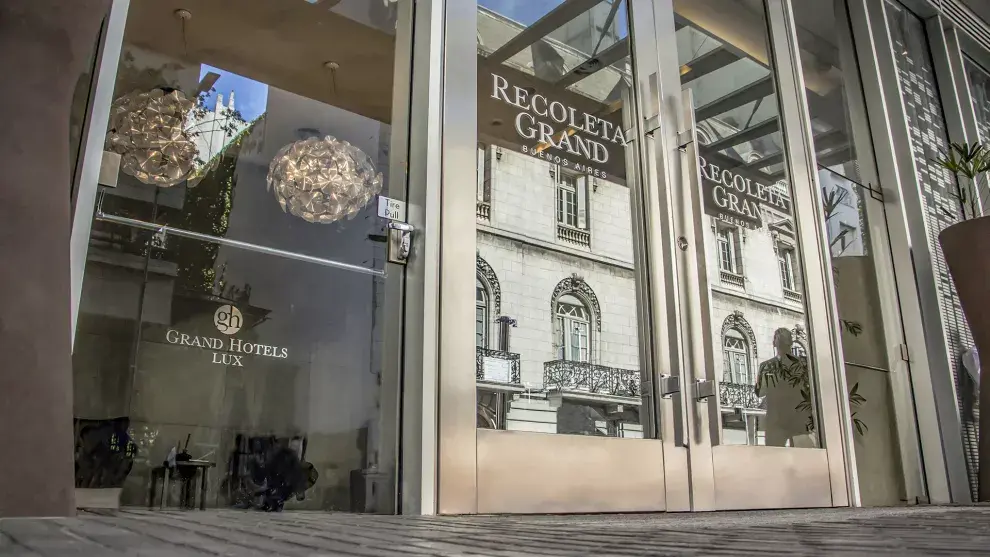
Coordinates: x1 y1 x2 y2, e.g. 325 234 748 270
644 114 661 136
899 343 910 362
659 375 680 398
693 379 716 401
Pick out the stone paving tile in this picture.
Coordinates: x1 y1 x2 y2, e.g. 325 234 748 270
4 506 990 555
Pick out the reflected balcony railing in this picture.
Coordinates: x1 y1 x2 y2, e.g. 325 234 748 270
476 347 521 385
719 381 766 411
543 360 641 401
476 201 491 221
720 270 745 287
556 224 591 247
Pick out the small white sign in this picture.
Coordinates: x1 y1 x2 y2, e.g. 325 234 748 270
99 151 121 188
482 357 511 383
378 196 406 221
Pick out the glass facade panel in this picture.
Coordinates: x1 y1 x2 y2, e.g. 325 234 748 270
792 0 913 505
72 0 406 513
966 56 990 147
45 0 983 518
70 22 104 201
75 243 389 511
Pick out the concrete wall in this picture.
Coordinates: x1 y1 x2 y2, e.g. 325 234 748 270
0 0 110 517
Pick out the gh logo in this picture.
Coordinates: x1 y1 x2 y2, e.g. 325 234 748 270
214 304 243 335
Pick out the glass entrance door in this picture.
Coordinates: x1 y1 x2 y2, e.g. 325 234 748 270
440 0 852 514
464 0 674 513
652 0 852 509
71 0 412 514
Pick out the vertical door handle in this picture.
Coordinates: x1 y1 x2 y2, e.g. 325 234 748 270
387 221 413 265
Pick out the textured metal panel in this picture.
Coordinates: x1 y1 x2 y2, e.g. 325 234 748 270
712 446 833 509
939 0 990 53
477 430 666 514
884 0 977 501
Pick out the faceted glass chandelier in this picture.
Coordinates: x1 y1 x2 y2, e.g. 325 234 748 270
105 88 199 187
266 135 383 224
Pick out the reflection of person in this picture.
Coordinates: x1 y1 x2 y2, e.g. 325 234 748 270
755 328 812 447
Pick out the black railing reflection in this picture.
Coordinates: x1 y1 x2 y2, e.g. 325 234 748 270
543 360 640 398
719 381 766 410
476 347 521 384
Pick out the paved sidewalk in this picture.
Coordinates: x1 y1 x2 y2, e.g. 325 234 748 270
3 506 990 556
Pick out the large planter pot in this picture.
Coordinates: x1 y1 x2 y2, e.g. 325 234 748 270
940 215 990 501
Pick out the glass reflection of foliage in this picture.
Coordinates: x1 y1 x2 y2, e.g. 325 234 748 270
171 118 263 297
822 185 864 337
114 51 247 150
770 352 868 436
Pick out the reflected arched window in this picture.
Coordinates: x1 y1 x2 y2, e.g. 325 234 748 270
723 328 751 384
792 342 807 359
476 277 489 349
555 294 590 362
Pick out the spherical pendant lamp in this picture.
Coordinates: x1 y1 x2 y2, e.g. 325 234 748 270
105 88 199 187
266 135 383 224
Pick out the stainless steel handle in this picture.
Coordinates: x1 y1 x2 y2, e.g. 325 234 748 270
95 212 386 278
387 221 413 265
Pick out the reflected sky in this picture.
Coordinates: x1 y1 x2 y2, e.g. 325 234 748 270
198 64 269 122
479 0 628 41
478 0 563 25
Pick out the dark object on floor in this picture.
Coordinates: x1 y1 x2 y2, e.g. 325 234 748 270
225 435 318 511
73 417 136 489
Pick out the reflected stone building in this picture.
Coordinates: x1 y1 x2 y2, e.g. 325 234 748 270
472 8 873 446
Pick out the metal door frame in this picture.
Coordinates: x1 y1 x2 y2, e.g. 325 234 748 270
644 0 855 510
434 0 683 514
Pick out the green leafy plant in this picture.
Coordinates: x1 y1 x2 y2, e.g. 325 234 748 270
817 182 868 434
780 353 868 436
841 319 863 336
848 382 868 435
821 185 863 337
822 186 853 252
932 141 990 220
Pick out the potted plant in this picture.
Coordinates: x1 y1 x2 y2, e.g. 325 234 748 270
933 141 990 501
